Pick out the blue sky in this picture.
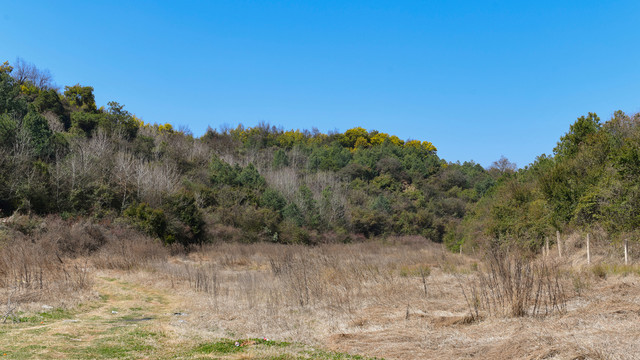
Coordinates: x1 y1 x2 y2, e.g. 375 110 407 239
2 1 640 168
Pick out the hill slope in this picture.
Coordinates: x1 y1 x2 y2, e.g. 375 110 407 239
0 59 495 245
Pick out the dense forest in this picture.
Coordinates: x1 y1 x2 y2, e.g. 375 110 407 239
1 58 636 251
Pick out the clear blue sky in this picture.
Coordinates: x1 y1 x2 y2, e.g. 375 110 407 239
2 1 640 168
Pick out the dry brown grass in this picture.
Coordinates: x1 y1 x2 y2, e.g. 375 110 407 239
3 226 640 359
0 217 93 311
122 237 640 360
0 215 167 320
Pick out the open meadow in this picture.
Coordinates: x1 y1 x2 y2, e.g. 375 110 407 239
1 217 640 359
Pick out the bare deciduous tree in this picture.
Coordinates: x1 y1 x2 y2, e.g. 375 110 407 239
135 160 180 207
43 112 64 133
12 58 55 90
262 167 299 201
115 151 136 209
490 155 517 175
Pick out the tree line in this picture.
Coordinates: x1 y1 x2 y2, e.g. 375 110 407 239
0 59 502 246
450 111 640 252
8 58 627 251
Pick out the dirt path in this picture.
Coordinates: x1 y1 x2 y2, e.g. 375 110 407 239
0 270 197 359
0 270 368 360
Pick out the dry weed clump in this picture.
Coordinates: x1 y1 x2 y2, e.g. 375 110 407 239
0 215 168 317
0 224 93 309
145 239 456 344
92 225 168 270
460 248 567 319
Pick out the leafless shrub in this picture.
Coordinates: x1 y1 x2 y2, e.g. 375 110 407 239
188 263 220 294
135 160 180 207
53 219 107 256
63 259 93 291
92 225 168 270
0 217 169 306
0 229 93 306
459 248 567 319
148 241 442 324
43 111 65 133
207 223 243 243
269 250 314 307
1 286 18 323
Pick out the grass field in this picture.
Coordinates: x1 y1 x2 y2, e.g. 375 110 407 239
0 269 380 359
2 235 640 359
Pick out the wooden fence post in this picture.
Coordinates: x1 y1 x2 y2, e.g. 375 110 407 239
545 237 550 258
557 231 562 258
586 233 590 265
624 239 629 265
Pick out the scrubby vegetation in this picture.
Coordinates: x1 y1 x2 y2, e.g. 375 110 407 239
0 58 497 246
3 57 640 255
451 111 640 252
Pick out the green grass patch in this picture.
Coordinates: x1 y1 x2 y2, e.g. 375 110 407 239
193 339 242 354
305 349 384 359
590 263 640 279
190 338 381 360
20 344 47 351
54 332 80 340
40 308 74 320
192 338 291 354
25 327 49 335
91 344 131 358
71 328 162 359
15 308 74 323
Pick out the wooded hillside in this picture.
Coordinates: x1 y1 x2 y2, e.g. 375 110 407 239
0 59 497 246
2 58 635 250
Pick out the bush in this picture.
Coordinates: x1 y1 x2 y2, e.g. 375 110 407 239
277 219 311 244
93 225 167 270
164 192 205 245
260 188 286 212
350 208 388 237
460 249 567 319
123 202 168 242
236 206 280 242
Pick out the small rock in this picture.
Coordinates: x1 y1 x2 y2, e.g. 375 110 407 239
42 305 53 310
111 311 118 314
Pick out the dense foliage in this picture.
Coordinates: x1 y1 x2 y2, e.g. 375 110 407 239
0 59 496 245
451 111 640 251
8 58 632 250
